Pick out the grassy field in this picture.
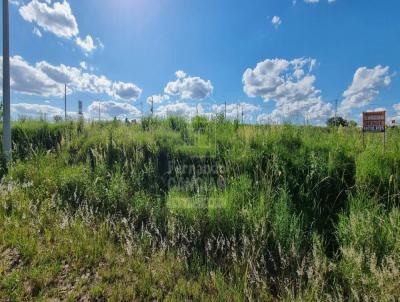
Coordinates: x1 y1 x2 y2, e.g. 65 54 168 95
0 117 399 301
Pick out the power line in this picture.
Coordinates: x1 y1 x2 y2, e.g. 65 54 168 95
334 99 338 127
78 100 83 116
98 99 101 121
64 84 67 120
224 100 227 119
2 0 11 162
150 96 154 117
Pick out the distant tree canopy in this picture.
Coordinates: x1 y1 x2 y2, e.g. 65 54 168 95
327 116 357 128
53 115 63 123
348 120 358 128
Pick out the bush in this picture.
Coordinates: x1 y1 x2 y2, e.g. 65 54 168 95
141 117 160 131
192 116 208 133
166 116 188 132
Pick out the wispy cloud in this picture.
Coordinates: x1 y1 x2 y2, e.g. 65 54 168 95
271 16 282 28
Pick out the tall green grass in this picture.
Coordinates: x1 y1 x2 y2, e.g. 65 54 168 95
0 119 399 300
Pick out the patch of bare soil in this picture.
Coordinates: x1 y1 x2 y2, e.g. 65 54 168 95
0 247 21 276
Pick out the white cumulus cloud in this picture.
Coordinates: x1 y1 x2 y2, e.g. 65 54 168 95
212 102 260 121
164 71 213 100
12 103 63 118
36 60 81 85
88 101 141 120
0 56 63 97
19 0 102 54
111 82 142 101
146 94 170 105
340 65 391 113
155 102 203 119
0 55 142 100
243 58 332 122
19 0 79 38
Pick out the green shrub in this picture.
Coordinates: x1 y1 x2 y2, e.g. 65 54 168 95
141 117 160 131
166 116 188 132
192 116 208 133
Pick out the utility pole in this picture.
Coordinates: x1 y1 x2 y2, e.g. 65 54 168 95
334 99 338 127
224 101 227 119
98 99 101 121
2 0 11 162
150 97 154 117
64 84 67 120
78 100 83 116
241 105 244 124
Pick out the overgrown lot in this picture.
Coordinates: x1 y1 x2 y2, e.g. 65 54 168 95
1 118 399 301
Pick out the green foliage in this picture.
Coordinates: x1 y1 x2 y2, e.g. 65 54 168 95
216 113 226 124
327 116 349 127
348 120 358 127
53 115 63 122
166 116 188 132
141 116 160 131
327 116 357 128
192 116 208 133
0 120 400 300
356 148 400 205
57 165 89 208
336 195 400 299
337 194 400 262
0 153 7 178
11 122 64 159
270 189 304 253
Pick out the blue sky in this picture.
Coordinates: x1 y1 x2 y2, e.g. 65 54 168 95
2 0 400 124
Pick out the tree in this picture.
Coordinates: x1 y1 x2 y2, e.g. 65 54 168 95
54 115 63 123
327 116 349 127
348 120 358 128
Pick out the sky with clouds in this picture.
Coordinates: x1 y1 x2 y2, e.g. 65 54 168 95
1 0 400 124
